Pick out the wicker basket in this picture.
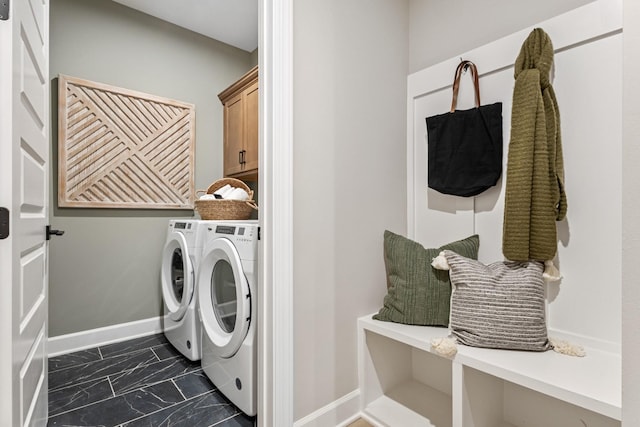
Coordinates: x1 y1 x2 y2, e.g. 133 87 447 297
194 178 258 220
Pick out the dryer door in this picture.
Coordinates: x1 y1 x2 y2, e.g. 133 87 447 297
161 231 194 321
198 237 251 359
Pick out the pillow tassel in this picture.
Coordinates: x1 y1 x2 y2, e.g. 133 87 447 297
431 336 458 357
543 260 562 283
431 251 450 270
549 337 586 357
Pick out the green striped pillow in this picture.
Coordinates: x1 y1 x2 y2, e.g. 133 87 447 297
373 231 479 326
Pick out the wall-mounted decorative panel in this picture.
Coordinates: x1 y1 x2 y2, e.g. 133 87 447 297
58 75 195 209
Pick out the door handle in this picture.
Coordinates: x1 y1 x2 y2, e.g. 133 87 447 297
0 0 9 21
0 207 8 239
46 225 65 240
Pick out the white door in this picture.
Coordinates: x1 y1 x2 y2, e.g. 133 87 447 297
0 0 50 426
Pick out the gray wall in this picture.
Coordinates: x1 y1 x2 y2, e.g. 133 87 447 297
49 0 253 337
293 0 409 419
250 49 259 67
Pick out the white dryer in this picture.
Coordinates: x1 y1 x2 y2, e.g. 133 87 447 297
161 219 203 361
197 220 258 416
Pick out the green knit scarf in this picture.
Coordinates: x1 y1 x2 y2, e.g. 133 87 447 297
502 28 567 262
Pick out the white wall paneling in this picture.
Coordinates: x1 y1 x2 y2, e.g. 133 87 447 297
407 0 622 351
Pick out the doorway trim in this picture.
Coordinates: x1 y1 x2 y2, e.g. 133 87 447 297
258 0 294 425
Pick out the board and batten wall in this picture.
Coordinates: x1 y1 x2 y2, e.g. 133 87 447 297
411 0 640 425
410 3 622 349
49 0 253 337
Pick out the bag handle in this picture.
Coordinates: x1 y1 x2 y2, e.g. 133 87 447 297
450 60 481 112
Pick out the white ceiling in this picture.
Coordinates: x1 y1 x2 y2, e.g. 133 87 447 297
112 0 258 52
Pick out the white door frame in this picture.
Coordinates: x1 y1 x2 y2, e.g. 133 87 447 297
258 0 294 426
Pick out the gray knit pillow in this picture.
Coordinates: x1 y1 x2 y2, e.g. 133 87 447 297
442 250 550 352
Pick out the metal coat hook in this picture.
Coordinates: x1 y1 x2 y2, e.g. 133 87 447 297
460 58 470 74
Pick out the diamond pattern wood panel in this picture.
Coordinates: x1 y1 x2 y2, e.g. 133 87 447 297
58 75 195 209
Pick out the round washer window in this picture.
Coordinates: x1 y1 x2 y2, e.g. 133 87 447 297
171 248 185 302
211 259 237 333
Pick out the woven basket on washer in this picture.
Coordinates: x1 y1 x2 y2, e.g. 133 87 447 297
194 177 258 220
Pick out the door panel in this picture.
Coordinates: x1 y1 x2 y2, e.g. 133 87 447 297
21 150 46 212
20 247 46 320
224 94 244 176
1 0 50 425
243 81 259 172
20 327 46 427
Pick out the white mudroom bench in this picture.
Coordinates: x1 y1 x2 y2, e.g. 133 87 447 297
357 315 621 427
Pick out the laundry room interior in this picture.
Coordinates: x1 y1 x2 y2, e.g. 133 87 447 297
40 0 640 426
48 0 257 339
47 0 261 425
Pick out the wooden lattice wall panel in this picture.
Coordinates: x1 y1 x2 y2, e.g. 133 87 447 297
58 75 195 209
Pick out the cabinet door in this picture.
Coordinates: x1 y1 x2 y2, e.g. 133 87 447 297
224 92 244 176
243 81 259 173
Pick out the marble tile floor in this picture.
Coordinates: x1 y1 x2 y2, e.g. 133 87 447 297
47 333 255 427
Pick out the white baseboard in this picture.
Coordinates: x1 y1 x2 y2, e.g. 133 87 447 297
48 316 163 357
293 389 361 427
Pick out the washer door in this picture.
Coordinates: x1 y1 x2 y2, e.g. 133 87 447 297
161 231 194 321
198 237 251 359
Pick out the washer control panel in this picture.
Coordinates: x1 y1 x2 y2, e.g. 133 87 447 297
213 224 258 244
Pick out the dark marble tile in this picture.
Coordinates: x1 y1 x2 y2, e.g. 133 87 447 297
110 355 200 395
47 334 250 427
49 349 159 392
173 370 214 399
215 413 256 427
100 334 168 359
122 391 239 427
48 348 102 372
152 343 183 361
48 377 114 417
47 380 184 427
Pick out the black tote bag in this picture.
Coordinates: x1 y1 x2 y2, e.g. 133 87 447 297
426 60 503 197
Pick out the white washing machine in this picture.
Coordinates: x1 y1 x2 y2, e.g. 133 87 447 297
161 219 203 361
197 220 258 416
